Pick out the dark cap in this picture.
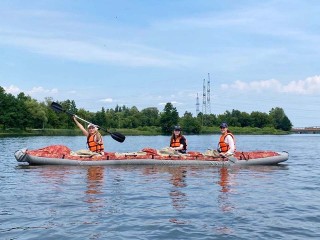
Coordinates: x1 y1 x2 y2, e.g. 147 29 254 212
220 122 228 128
174 125 181 131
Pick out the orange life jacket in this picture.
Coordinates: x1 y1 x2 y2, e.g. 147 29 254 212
170 136 187 150
87 133 104 153
218 133 235 153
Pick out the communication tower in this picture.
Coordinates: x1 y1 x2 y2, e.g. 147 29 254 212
207 73 211 114
196 93 200 116
202 79 206 115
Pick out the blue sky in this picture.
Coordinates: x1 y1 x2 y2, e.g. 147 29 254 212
1 0 319 127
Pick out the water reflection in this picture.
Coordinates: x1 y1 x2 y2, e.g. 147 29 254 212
34 166 70 187
21 165 107 212
141 165 239 226
167 167 188 211
22 163 289 231
6 135 316 239
218 167 231 193
167 167 189 225
85 167 105 212
143 166 189 225
143 166 188 211
216 167 236 214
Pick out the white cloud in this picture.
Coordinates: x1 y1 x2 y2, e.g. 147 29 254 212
3 85 21 94
221 76 320 95
158 101 182 106
282 76 320 94
3 85 58 98
28 86 58 95
221 79 281 92
100 98 113 103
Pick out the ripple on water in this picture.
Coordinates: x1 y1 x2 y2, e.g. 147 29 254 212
1 135 320 239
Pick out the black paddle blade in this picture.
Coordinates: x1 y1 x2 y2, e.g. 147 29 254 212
50 102 74 116
50 102 64 113
110 132 126 143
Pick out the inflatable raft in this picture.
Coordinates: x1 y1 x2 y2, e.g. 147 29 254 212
14 145 289 166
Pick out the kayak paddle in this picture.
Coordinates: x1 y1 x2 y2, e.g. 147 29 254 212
50 101 126 143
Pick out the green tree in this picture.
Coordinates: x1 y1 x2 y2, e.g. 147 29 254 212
0 88 25 129
44 97 60 128
129 106 141 128
279 115 292 131
105 109 118 128
236 110 251 127
180 111 202 134
216 111 232 126
199 113 218 127
159 103 179 134
250 111 271 128
269 107 292 131
24 98 48 129
95 107 107 128
141 107 159 126
52 99 78 128
0 86 295 134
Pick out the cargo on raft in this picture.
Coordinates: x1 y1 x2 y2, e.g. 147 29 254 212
14 145 289 166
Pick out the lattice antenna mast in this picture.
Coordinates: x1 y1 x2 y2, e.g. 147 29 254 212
202 79 207 115
207 73 211 114
196 93 200 116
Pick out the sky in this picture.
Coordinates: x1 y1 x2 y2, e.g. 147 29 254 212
1 0 319 128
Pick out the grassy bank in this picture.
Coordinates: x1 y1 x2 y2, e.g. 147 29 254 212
201 126 289 135
0 126 290 137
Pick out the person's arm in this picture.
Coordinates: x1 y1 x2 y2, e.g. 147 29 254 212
170 145 183 150
169 138 184 151
174 143 184 151
73 116 88 136
180 137 186 150
173 137 185 151
225 135 235 155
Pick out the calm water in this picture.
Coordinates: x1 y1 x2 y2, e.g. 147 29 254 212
1 134 319 240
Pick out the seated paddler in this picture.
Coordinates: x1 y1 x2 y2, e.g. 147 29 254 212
169 125 187 154
73 116 105 155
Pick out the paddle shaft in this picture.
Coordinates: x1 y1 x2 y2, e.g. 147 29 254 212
50 101 125 142
73 115 110 134
227 155 238 163
219 152 238 163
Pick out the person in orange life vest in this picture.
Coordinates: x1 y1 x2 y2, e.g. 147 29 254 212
73 116 105 155
218 122 235 157
169 125 187 154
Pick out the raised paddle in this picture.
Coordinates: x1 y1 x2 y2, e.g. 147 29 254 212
50 101 126 143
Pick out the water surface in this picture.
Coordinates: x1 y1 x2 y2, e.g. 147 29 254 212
1 134 319 239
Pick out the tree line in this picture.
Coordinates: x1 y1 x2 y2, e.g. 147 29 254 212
0 86 293 134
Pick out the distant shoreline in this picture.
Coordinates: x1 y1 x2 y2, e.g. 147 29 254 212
0 127 291 137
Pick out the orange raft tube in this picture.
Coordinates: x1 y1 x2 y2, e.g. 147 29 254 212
15 145 289 166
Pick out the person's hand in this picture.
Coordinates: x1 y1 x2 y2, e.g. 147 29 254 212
72 115 79 123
